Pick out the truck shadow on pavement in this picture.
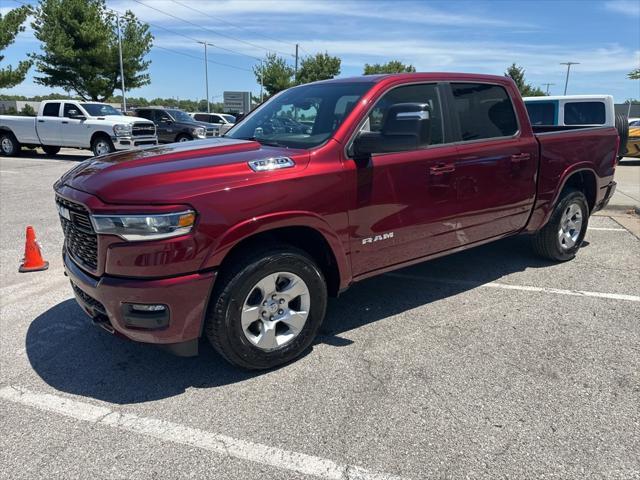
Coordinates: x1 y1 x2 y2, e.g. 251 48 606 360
26 236 556 405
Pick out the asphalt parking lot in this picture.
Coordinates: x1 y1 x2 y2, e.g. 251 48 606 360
1 149 639 479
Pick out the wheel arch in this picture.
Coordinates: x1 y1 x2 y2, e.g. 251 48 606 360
557 167 598 214
90 130 112 145
202 213 351 296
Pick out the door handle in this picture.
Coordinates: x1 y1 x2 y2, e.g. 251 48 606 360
510 153 530 163
429 163 455 175
37 120 45 123
61 121 69 124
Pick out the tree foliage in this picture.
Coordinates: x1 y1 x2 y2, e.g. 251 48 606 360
31 0 153 101
0 5 33 89
504 63 545 97
629 68 640 80
363 60 416 75
253 53 295 96
297 52 341 84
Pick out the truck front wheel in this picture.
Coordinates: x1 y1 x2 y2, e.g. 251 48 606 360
91 135 114 156
532 189 589 262
0 132 20 156
205 247 328 370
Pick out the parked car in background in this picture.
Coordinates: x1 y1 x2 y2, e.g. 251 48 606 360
134 107 216 143
54 73 620 369
524 95 628 158
0 100 157 156
190 112 236 135
626 117 640 158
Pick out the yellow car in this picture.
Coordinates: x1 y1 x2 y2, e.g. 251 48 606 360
627 118 640 158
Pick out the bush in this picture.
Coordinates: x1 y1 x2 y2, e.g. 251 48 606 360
20 104 36 116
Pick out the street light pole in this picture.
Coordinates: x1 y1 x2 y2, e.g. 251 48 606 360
259 59 264 103
116 13 126 113
560 62 579 95
198 41 214 113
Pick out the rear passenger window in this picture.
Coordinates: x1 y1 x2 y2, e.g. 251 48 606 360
451 83 518 141
363 83 445 145
42 103 60 117
564 102 605 125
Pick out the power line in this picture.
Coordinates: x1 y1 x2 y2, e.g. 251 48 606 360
169 0 297 49
131 0 295 58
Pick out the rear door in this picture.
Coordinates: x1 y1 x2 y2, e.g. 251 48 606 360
36 102 63 145
448 82 538 241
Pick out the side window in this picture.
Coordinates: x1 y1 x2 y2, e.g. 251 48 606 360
136 110 151 120
42 102 61 117
564 102 605 125
363 84 444 145
193 113 207 122
210 115 222 124
63 103 79 117
451 83 518 141
525 101 556 125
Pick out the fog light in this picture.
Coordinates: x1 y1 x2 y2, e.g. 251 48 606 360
131 304 166 312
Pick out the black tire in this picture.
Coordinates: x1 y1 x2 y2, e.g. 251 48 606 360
91 135 114 156
176 134 193 143
42 145 60 156
615 113 629 158
205 246 327 370
532 188 589 262
0 131 21 156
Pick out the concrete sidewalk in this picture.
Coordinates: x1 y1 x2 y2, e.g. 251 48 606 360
608 158 639 213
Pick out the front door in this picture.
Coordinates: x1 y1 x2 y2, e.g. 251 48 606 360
347 83 463 276
61 103 87 147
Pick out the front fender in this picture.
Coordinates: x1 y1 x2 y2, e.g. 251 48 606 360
200 211 352 290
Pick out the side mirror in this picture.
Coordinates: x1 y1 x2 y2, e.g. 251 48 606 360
160 116 172 124
352 102 432 157
68 109 86 120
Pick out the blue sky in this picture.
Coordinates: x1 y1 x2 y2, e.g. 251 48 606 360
2 0 639 102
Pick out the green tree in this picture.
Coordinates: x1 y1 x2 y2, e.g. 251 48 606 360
0 5 33 88
629 68 640 80
504 63 545 97
254 53 294 96
31 0 153 101
363 60 416 75
297 52 341 84
20 104 37 116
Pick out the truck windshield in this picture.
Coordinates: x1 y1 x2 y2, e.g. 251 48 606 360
80 103 122 116
226 82 371 149
167 109 195 123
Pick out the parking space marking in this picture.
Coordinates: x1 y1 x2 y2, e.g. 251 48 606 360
0 385 406 480
588 227 628 231
386 274 640 303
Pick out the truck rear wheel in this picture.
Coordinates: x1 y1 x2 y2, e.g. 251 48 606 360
532 189 589 262
0 132 20 156
42 145 60 156
205 246 327 370
91 135 114 156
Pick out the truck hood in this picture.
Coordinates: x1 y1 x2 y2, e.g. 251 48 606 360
94 115 152 124
57 138 309 205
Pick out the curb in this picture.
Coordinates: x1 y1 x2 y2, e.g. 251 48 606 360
598 204 640 215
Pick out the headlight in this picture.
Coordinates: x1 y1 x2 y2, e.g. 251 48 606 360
113 124 132 136
91 210 196 241
192 127 206 138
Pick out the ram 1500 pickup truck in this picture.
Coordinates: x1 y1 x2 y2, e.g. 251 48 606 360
1 100 157 157
54 73 619 369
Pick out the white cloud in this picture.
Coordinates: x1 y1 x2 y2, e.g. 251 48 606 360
605 0 640 16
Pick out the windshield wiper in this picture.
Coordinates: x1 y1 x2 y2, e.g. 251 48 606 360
240 136 287 148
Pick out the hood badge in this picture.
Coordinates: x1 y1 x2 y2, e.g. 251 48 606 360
248 157 295 172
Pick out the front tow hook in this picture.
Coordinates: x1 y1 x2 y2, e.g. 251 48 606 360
92 315 115 334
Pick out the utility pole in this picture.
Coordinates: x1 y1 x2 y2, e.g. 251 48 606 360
294 44 299 82
116 13 126 113
542 83 555 95
259 59 264 103
560 62 579 95
198 41 214 113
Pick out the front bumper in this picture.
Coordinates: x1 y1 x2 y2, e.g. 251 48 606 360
64 252 216 355
111 135 158 150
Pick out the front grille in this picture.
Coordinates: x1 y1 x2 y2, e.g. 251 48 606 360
206 128 215 137
71 282 106 315
56 196 98 270
132 122 156 137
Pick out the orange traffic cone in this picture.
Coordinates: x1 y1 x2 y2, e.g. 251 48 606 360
19 226 49 272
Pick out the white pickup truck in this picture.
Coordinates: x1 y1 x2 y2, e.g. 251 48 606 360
0 100 157 157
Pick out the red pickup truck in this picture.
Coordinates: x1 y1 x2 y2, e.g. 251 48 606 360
54 73 619 369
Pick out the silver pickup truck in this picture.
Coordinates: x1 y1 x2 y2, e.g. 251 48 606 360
0 100 157 157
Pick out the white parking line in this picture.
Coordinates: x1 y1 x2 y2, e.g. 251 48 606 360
0 385 406 480
386 274 640 303
588 227 628 231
